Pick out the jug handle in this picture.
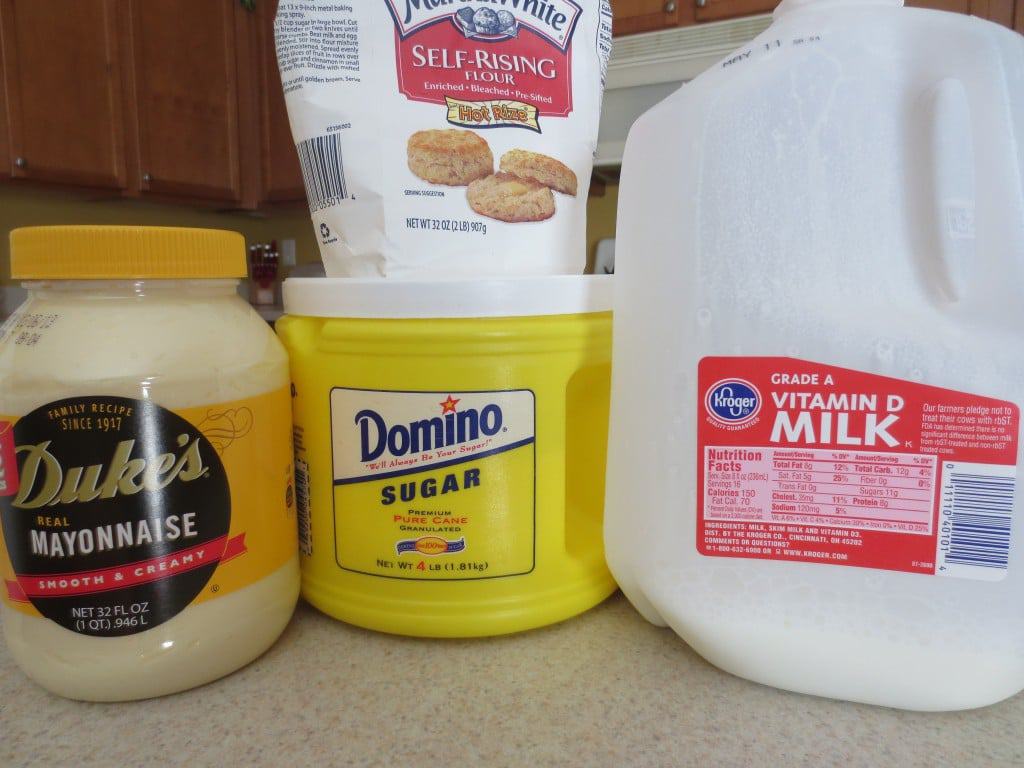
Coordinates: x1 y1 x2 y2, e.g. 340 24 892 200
913 78 976 304
914 58 1024 312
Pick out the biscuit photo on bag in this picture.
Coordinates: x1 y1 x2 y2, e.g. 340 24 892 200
408 129 493 186
499 150 578 196
467 172 556 223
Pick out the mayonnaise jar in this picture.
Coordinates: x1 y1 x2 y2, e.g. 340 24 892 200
0 226 299 701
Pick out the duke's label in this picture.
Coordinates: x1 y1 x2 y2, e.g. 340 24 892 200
0 421 18 498
0 389 296 636
331 388 535 580
698 358 1020 581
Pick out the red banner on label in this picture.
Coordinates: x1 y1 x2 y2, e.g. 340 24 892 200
6 533 247 601
394 22 574 119
0 421 18 499
698 358 1019 579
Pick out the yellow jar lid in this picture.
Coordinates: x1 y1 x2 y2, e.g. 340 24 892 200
10 226 246 280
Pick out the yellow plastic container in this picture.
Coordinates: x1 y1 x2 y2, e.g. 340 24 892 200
276 276 617 637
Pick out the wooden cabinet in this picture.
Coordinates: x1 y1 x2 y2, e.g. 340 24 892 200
0 0 303 208
613 0 690 36
974 0 1016 26
906 0 970 11
694 0 778 23
256 0 305 204
0 0 1017 205
612 0 777 31
614 0 1024 34
0 10 9 181
120 0 247 203
908 0 1015 25
0 0 127 188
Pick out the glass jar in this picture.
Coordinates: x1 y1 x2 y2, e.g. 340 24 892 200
0 226 299 701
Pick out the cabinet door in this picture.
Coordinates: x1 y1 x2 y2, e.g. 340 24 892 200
906 0 971 12
0 0 127 188
693 0 1015 26
971 0 1015 26
257 0 305 204
1016 0 1024 31
122 0 243 202
0 21 8 181
613 0 687 36
695 0 779 23
908 0 1014 23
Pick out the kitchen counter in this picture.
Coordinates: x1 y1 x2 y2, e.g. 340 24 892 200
2 594 1021 768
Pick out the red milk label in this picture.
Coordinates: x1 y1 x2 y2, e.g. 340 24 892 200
698 358 1019 581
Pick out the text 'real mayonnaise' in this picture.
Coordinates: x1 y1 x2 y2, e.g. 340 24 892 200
0 226 299 701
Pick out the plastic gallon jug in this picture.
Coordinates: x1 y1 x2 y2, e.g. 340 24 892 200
607 0 1024 710
276 276 617 637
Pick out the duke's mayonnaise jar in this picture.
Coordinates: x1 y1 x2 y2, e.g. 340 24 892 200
277 276 616 637
0 226 299 701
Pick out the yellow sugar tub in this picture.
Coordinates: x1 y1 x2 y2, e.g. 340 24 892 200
276 276 617 637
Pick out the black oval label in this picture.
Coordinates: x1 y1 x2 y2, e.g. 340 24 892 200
0 396 230 636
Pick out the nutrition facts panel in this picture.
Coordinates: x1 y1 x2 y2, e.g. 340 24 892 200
703 447 938 534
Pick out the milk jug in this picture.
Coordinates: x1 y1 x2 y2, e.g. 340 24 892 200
607 0 1024 710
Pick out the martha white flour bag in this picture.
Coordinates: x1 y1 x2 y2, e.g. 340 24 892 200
275 1 612 277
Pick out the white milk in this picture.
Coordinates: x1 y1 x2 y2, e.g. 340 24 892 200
607 0 1024 710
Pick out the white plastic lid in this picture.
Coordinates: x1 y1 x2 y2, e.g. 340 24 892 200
282 275 613 319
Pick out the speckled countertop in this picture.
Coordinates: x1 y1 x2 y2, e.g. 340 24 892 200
2 594 1021 768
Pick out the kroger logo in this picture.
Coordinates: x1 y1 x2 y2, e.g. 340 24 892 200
705 379 761 426
385 0 583 51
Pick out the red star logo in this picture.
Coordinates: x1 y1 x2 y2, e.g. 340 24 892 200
439 395 460 414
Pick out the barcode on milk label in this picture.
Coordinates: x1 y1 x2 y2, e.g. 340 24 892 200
697 358 1019 580
329 388 536 580
936 461 1016 580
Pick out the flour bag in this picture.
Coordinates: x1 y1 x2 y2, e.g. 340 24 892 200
275 1 612 277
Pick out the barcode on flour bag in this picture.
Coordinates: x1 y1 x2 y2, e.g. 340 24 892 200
296 134 348 213
938 463 1016 581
